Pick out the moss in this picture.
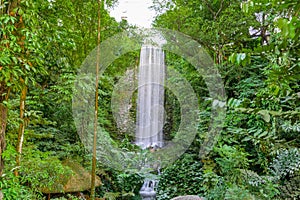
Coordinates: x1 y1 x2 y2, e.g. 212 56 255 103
41 159 101 193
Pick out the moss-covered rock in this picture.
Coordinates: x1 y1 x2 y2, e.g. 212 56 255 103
41 160 101 193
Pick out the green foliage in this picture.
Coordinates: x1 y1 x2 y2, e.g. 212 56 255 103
153 0 258 63
0 0 47 91
94 167 142 200
270 148 300 179
215 145 250 183
269 148 300 199
0 170 40 200
224 185 255 200
116 172 143 196
201 145 279 199
278 174 300 199
1 144 72 199
157 154 204 200
51 194 81 200
152 1 300 199
0 0 299 199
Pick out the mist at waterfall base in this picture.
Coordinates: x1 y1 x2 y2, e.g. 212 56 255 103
135 45 165 199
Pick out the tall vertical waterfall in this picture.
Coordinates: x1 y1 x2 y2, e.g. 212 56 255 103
135 45 165 149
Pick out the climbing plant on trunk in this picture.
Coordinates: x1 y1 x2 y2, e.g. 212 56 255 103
0 0 46 175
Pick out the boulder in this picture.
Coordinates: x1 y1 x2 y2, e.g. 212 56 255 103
171 195 204 200
40 160 101 193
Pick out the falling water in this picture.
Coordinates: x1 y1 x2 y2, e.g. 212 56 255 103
135 45 165 149
136 45 165 200
139 179 159 200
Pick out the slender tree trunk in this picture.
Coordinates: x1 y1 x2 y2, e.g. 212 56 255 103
90 0 101 199
15 80 27 176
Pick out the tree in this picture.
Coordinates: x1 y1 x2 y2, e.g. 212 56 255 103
153 0 258 64
153 0 300 199
0 0 45 175
91 0 102 199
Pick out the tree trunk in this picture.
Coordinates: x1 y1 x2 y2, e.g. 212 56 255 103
0 81 10 176
15 82 27 176
0 103 7 176
90 1 101 199
0 0 22 176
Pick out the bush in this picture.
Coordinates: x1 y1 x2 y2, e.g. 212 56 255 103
0 144 72 199
157 154 204 200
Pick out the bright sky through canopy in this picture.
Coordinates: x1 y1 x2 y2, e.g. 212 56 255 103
109 0 156 28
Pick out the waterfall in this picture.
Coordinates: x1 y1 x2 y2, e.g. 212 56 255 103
135 45 165 149
139 180 159 200
136 45 165 200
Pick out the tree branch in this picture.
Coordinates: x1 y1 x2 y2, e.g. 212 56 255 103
215 0 225 19
202 0 215 17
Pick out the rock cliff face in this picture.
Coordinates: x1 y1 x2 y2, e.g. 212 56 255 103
171 195 203 200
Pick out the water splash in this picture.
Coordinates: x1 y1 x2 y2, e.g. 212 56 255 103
139 179 159 200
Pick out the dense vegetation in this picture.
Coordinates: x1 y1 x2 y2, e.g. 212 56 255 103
0 0 299 199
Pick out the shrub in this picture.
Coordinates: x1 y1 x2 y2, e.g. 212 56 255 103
157 154 204 200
